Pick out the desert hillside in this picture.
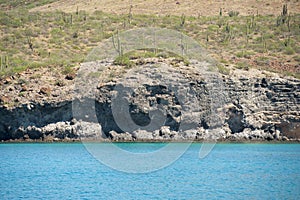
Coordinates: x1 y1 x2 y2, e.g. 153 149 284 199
1 0 299 79
30 0 300 16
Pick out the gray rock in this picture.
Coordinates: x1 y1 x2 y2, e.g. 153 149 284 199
0 59 299 142
159 126 171 136
274 130 281 140
133 129 153 140
182 129 197 140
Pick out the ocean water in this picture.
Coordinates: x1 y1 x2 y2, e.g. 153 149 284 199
0 143 299 199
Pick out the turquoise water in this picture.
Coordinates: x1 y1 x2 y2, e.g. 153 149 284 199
1 143 300 199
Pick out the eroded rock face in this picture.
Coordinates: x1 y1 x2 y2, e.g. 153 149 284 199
226 106 245 133
223 75 300 138
0 101 73 140
0 60 299 142
95 83 183 134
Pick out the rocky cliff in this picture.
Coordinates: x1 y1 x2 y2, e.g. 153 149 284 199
0 58 299 142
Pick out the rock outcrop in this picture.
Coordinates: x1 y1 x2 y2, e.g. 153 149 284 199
0 59 299 142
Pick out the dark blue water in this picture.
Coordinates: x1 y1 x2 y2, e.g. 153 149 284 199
1 143 299 199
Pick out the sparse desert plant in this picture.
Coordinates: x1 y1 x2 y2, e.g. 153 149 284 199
62 65 75 75
113 55 135 68
276 4 289 26
88 71 102 78
180 14 185 27
228 11 239 17
236 51 255 58
255 56 270 66
54 79 65 87
128 4 133 24
112 30 123 56
284 46 295 55
27 36 34 51
293 55 300 62
0 2 299 78
235 62 250 70
217 64 230 75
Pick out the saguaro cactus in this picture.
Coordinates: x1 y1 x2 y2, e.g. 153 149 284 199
27 37 34 51
180 14 185 27
112 30 123 56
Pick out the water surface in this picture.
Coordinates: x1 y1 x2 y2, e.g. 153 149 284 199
1 143 299 199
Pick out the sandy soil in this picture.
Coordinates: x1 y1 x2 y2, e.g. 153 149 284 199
30 0 300 16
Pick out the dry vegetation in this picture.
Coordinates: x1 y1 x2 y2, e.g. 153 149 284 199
30 0 300 17
0 0 299 78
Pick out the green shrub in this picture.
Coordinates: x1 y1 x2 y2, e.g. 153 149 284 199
228 11 239 17
62 65 75 75
113 55 135 68
236 51 255 58
235 62 250 70
255 56 270 66
293 55 300 62
217 64 230 75
284 46 295 55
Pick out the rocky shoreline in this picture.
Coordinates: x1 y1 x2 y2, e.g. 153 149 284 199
2 120 299 143
1 58 299 143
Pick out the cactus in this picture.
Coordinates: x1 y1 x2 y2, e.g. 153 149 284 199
128 5 133 24
277 4 289 26
180 14 185 27
153 30 157 54
282 4 288 16
228 11 239 17
281 4 288 24
262 35 267 53
27 37 33 51
180 34 186 56
225 23 230 33
219 8 222 16
287 14 291 32
245 25 249 47
62 12 67 23
206 33 209 46
283 36 290 47
112 30 123 56
5 56 9 68
0 56 2 71
251 14 255 29
1 55 9 70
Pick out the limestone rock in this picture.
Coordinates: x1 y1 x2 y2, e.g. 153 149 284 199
159 126 171 136
0 59 299 142
132 129 153 140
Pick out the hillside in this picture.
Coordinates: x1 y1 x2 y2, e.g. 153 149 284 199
1 1 299 78
30 0 300 17
0 0 299 142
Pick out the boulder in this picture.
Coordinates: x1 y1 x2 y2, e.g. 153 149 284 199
108 130 132 141
273 130 281 140
159 126 171 136
26 126 43 139
132 129 153 140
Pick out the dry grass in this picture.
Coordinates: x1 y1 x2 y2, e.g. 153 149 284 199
0 0 299 79
30 0 300 16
